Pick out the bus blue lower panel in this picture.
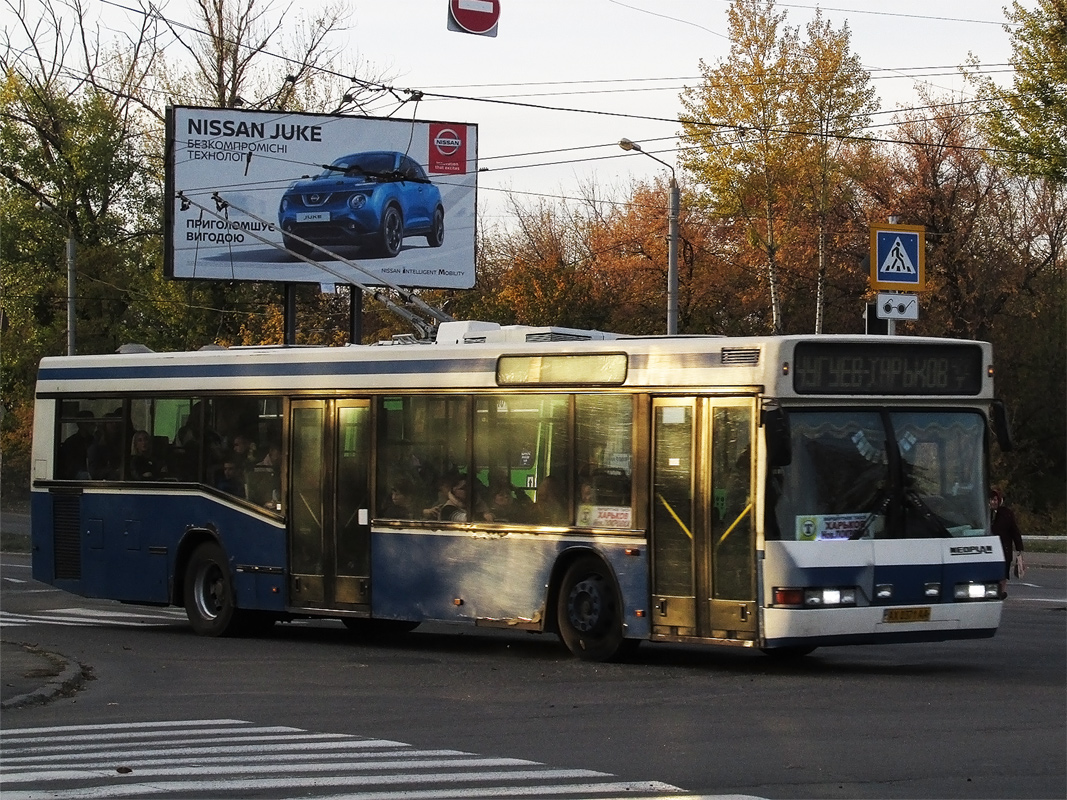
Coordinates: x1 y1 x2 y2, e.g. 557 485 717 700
30 488 287 612
370 527 652 639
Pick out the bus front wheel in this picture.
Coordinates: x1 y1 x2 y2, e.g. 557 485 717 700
556 555 626 661
184 542 239 637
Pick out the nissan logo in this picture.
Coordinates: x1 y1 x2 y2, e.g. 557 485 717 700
434 128 462 156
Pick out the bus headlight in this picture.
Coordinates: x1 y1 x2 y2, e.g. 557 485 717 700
953 582 1000 600
773 587 857 608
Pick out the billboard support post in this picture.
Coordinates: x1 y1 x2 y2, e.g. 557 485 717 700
285 284 297 346
350 286 362 345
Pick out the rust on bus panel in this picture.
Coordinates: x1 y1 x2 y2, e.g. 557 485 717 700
474 610 544 631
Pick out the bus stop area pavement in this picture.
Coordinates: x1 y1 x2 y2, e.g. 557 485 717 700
1 505 1063 711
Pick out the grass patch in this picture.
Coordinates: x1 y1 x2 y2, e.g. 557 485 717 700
1 531 30 553
1025 536 1067 554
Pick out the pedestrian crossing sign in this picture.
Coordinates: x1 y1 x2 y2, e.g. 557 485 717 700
870 223 925 291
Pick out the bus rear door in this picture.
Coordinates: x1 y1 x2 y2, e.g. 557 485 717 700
651 397 757 642
289 399 372 612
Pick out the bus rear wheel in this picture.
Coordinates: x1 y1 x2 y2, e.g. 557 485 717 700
556 555 626 661
184 542 239 637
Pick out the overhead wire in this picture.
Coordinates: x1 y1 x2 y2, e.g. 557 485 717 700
9 2 1038 185
7 1 1045 281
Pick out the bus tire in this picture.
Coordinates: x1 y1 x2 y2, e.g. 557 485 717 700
184 542 239 637
556 555 626 662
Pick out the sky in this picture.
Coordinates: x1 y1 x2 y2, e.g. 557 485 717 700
8 0 1022 224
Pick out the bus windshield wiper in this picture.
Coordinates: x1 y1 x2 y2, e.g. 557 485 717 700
903 488 954 538
851 490 890 540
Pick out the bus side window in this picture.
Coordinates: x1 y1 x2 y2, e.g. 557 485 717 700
55 399 125 481
376 395 468 521
575 395 634 526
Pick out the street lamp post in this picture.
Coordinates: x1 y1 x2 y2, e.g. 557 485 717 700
619 138 679 335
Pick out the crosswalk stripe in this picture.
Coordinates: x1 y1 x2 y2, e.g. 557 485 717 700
3 724 336 745
0 720 687 800
0 719 247 735
2 748 471 767
0 768 613 799
0 610 183 629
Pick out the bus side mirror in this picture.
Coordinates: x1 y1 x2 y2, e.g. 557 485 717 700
763 407 792 467
991 400 1013 452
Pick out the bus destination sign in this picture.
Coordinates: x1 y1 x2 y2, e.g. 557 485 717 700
792 342 984 395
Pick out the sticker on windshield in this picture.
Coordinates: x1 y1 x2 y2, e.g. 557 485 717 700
797 513 871 541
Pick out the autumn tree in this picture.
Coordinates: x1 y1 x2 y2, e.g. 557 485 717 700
0 0 393 502
873 93 1054 341
970 0 1067 183
449 194 606 329
789 9 877 332
866 95 1065 519
147 0 391 116
679 0 799 334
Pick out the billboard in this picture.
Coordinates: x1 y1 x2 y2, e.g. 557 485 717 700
165 106 478 289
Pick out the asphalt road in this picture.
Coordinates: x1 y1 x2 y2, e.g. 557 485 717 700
1 545 1064 800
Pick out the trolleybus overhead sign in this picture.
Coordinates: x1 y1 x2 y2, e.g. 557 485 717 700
870 223 925 292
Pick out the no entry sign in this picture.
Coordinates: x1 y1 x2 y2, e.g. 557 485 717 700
448 0 500 36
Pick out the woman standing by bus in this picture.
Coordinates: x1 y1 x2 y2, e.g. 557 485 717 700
991 488 1024 598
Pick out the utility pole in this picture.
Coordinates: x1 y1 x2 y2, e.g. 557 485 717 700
66 234 76 356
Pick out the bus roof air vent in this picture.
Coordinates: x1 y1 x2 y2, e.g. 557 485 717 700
435 321 619 345
509 325 618 343
721 347 760 365
525 331 593 342
116 343 154 354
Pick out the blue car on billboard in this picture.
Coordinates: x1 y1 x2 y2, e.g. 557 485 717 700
278 151 444 259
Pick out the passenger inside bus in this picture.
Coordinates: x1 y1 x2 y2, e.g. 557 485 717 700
215 459 246 499
246 443 281 509
380 476 416 519
128 429 164 480
425 471 468 521
534 475 568 525
58 410 96 479
485 481 530 523
88 410 123 480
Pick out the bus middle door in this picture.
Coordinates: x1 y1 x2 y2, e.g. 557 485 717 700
651 397 757 642
289 399 372 612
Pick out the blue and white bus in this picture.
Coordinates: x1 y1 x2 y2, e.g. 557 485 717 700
30 322 1011 659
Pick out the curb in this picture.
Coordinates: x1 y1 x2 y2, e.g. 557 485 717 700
0 642 89 710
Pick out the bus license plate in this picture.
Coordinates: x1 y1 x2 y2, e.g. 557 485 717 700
296 211 330 223
883 607 931 623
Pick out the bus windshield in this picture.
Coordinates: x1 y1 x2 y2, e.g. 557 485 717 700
768 409 987 541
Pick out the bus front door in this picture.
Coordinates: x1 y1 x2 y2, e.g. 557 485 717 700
289 399 372 612
651 398 757 641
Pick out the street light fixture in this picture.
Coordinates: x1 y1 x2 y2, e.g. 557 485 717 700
620 138 679 335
